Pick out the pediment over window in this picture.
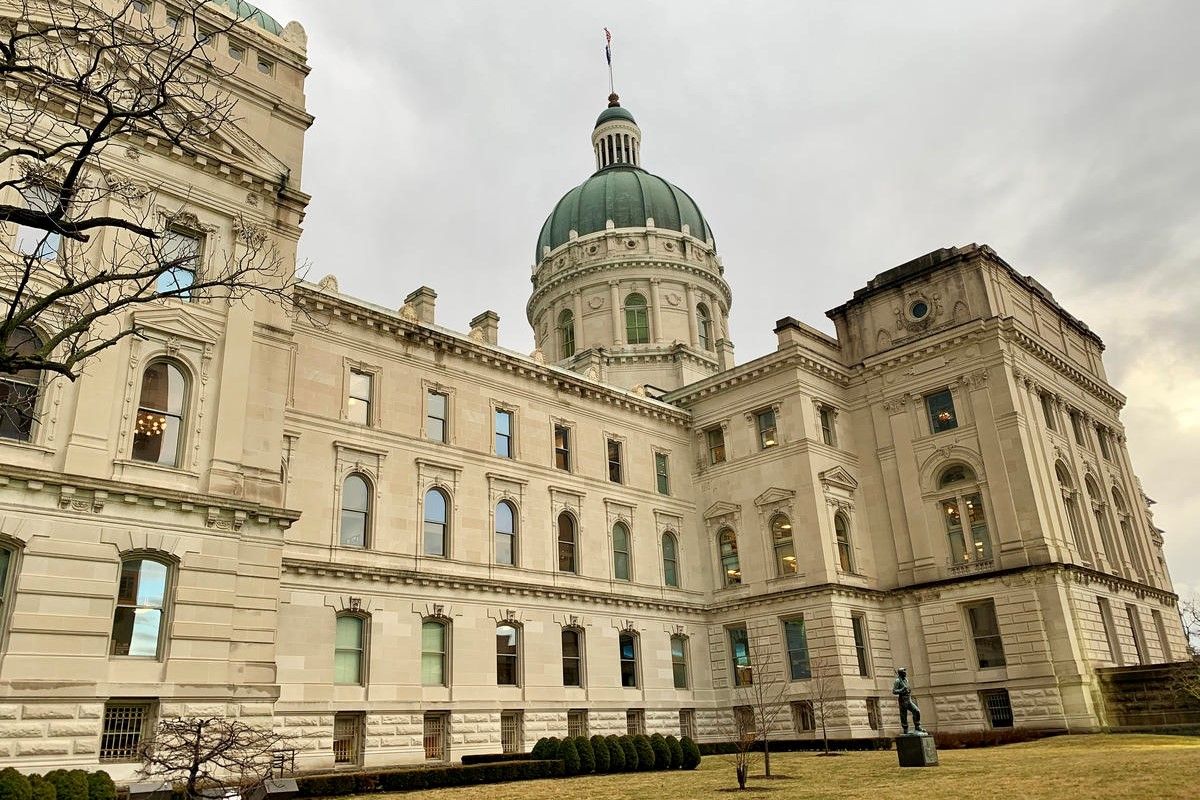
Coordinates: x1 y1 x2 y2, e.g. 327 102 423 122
703 501 741 521
131 308 221 346
819 467 859 491
754 487 795 508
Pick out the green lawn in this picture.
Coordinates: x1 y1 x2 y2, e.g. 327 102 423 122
372 734 1200 799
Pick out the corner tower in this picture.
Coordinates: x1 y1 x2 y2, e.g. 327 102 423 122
527 94 733 392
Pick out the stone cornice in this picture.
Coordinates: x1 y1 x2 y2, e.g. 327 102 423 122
1006 323 1126 410
665 343 851 406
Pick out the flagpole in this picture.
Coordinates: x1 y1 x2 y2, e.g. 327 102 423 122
604 28 614 95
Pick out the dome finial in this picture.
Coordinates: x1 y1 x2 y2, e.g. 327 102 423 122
608 92 620 108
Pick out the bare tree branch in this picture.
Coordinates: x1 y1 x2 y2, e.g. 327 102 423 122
139 716 294 800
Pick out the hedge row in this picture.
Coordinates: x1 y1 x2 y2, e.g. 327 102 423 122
459 753 536 765
697 737 893 755
530 734 700 774
0 770 116 800
295 759 562 797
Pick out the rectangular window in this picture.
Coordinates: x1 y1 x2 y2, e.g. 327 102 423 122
347 370 372 425
1097 427 1113 460
729 625 752 687
197 25 215 45
965 600 1007 668
1070 410 1091 450
99 702 151 762
495 409 513 458
626 708 645 736
426 390 448 442
819 405 837 446
925 389 958 434
655 452 670 495
756 408 778 449
671 636 688 689
554 424 571 471
980 689 1014 728
851 613 871 677
783 617 811 680
1152 609 1172 661
706 427 726 464
1125 604 1147 665
791 700 814 733
423 713 448 761
866 697 881 731
679 708 696 739
1040 393 1057 431
1098 597 1122 665
166 13 181 31
157 228 201 300
567 710 589 738
333 712 364 765
500 712 523 754
607 438 623 483
734 705 754 738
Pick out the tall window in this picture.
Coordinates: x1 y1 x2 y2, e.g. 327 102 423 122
619 632 638 688
756 408 778 449
783 617 811 680
655 452 670 495
866 697 881 731
938 466 991 565
426 390 448 442
1126 604 1147 665
624 293 649 344
110 557 169 658
132 361 187 466
495 409 513 458
421 620 447 686
559 309 576 358
0 547 13 613
347 370 372 425
1097 426 1114 460
925 389 958 434
706 427 726 464
1098 597 1122 664
607 438 623 483
423 488 449 557
1070 409 1090 449
1086 477 1120 568
718 528 741 586
15 186 63 260
662 532 680 588
1113 490 1147 578
557 512 577 573
697 303 713 350
156 227 201 300
851 613 871 677
612 522 631 581
340 473 370 548
1152 609 1172 661
334 614 366 685
819 405 837 446
834 512 854 572
791 701 815 734
0 326 42 441
965 600 1006 668
771 514 797 576
729 625 752 686
1057 463 1092 562
670 635 689 689
100 702 152 763
1040 392 1058 431
562 628 583 686
496 624 520 686
554 424 571 471
679 709 697 739
495 501 517 566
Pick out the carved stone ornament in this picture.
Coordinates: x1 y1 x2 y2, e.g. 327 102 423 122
317 274 339 293
530 348 546 364
882 395 910 415
104 172 149 207
234 219 267 248
962 369 989 389
399 303 417 321
349 597 362 612
666 292 681 306
587 295 605 310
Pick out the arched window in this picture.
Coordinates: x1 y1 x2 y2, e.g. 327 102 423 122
1112 489 1147 578
662 532 680 588
423 488 449 557
624 293 649 344
1056 463 1091 562
495 501 517 566
132 360 187 466
938 464 976 488
697 304 713 350
496 624 520 686
771 514 797 576
561 628 583 687
557 512 577 573
1086 477 1120 568
834 513 854 572
110 556 170 658
618 631 639 687
938 465 992 565
0 326 42 441
334 614 366 685
612 522 631 581
670 634 688 689
340 473 370 548
558 309 576 358
421 619 447 686
718 528 741 587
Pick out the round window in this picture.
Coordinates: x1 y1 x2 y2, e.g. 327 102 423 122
910 300 929 319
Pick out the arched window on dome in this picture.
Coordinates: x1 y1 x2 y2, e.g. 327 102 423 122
624 293 649 344
697 303 713 351
558 309 576 358
0 326 43 441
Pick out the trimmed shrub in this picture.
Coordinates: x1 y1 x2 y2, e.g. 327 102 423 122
665 735 684 769
84 774 113 800
590 734 611 773
0 770 31 800
27 776 53 800
530 737 550 759
462 752 536 765
45 773 86 800
632 734 655 771
560 737 580 775
649 734 671 770
296 772 357 798
681 736 702 770
544 736 562 759
619 735 639 771
575 736 595 774
606 735 627 771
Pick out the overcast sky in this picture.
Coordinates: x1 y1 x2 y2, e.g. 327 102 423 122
266 1 1199 601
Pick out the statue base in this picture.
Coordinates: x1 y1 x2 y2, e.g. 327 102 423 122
895 733 938 767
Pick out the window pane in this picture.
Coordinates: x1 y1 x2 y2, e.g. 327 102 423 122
343 476 369 512
334 650 361 684
784 618 811 679
0 549 9 596
424 522 445 557
495 410 512 457
655 452 670 494
340 511 365 547
719 530 741 585
111 607 162 657
926 390 958 433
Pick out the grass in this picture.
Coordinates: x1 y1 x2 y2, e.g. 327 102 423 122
348 734 1200 800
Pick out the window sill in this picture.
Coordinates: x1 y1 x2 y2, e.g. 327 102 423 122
947 558 995 576
0 438 54 455
113 459 200 479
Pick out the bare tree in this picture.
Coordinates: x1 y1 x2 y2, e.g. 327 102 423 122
139 716 293 800
713 704 758 791
1182 594 1200 656
0 0 298 388
733 631 790 777
798 655 843 755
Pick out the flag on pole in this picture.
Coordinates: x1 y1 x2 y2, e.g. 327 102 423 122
604 28 612 65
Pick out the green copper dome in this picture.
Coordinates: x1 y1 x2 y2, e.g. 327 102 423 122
595 106 636 128
536 165 713 260
211 0 284 35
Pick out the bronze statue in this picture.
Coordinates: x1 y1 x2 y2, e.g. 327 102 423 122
892 667 925 734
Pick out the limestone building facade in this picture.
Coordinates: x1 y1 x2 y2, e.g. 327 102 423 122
0 0 1188 776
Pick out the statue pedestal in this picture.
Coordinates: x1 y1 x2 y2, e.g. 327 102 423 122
895 734 938 767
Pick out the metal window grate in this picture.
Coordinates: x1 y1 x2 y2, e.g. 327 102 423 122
100 703 148 762
567 710 588 739
791 701 814 733
333 713 362 764
501 712 522 754
424 713 447 761
626 709 645 736
679 709 696 739
866 697 881 731
981 689 1014 728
